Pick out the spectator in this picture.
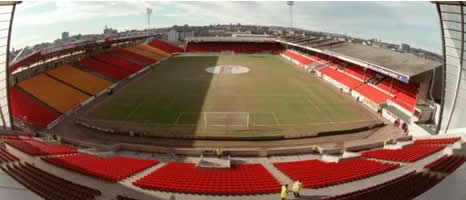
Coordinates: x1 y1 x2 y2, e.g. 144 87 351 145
292 180 303 198
281 184 288 200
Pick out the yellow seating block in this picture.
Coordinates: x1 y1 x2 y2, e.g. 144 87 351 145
47 65 112 95
124 47 162 60
137 43 171 57
18 74 90 113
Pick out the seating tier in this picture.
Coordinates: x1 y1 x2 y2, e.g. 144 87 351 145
424 155 465 174
5 138 77 156
94 53 143 73
133 162 281 195
115 49 157 65
282 50 314 65
2 163 100 200
18 74 90 113
362 144 445 162
0 148 19 163
79 58 131 81
321 67 363 89
322 172 443 200
273 158 398 188
149 40 184 54
355 84 392 104
47 65 112 95
9 87 59 128
187 42 282 53
42 153 159 182
414 137 461 145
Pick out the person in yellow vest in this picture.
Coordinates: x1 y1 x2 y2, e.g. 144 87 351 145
281 184 288 200
292 180 303 198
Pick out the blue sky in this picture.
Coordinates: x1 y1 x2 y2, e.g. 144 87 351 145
12 1 442 53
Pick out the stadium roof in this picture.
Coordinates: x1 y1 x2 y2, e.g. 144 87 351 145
316 43 442 78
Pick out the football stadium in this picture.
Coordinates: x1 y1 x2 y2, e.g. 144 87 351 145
0 1 465 200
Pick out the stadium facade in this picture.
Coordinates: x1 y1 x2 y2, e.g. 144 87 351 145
435 2 466 134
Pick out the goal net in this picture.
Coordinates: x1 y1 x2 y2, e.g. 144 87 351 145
204 112 249 130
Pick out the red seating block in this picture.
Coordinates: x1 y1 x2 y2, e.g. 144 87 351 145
134 162 281 195
187 42 283 53
149 40 184 54
116 49 157 65
2 163 100 200
282 50 314 65
4 138 77 156
356 84 392 104
94 53 144 73
321 67 363 89
414 137 461 145
42 153 158 182
362 144 445 162
274 158 398 188
9 87 59 128
79 58 131 80
424 155 465 174
0 148 19 163
322 171 443 200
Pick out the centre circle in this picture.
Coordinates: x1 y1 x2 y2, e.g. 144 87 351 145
205 65 250 74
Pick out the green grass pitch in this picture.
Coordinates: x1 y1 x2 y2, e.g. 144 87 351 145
85 54 378 137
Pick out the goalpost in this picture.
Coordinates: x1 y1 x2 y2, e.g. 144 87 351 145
204 112 249 130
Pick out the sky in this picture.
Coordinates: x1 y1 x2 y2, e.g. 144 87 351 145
12 1 442 53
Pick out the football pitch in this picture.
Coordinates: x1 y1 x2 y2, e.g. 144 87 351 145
83 54 379 137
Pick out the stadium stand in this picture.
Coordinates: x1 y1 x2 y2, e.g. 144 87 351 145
42 153 159 182
133 162 281 195
115 49 157 65
424 155 465 174
78 58 131 81
377 78 419 112
18 74 90 113
0 148 19 163
414 137 461 145
136 43 170 57
4 138 77 156
47 65 112 95
355 84 392 104
186 42 283 53
321 66 363 89
149 40 184 54
2 163 101 200
124 46 165 60
94 53 144 73
282 50 314 65
273 158 398 188
9 87 59 128
322 171 443 200
361 144 445 162
343 64 374 81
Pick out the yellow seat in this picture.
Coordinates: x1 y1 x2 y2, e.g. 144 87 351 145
47 65 112 95
18 74 90 113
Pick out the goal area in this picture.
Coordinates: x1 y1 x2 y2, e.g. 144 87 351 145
204 112 249 130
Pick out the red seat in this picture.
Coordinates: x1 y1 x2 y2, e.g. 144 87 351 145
133 162 281 195
149 40 184 54
9 87 59 128
362 144 445 162
42 153 158 182
274 158 398 188
4 138 77 156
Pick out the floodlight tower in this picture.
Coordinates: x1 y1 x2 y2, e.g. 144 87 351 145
287 1 294 29
146 8 152 29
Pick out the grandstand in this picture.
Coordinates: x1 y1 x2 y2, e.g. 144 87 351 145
0 2 465 200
